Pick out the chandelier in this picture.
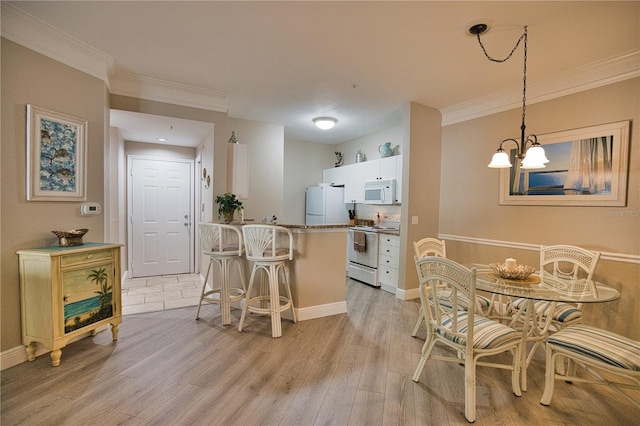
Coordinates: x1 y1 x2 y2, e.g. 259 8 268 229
468 24 549 169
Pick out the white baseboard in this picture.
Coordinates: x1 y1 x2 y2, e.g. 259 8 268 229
294 301 348 321
1 326 107 371
395 287 419 301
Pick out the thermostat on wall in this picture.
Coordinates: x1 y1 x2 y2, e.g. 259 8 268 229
81 202 102 216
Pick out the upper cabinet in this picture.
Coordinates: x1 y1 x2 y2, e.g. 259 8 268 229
365 157 397 182
227 143 248 199
323 155 402 205
395 155 402 203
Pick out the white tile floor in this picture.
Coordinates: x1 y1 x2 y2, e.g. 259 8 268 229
121 274 203 315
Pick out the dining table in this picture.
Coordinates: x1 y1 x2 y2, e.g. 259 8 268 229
471 265 620 391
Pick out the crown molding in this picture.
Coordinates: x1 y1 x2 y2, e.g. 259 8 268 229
441 49 640 126
4 3 637 121
1 2 114 81
109 73 228 113
1 2 228 113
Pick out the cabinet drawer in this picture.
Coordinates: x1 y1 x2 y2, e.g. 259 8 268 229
61 249 113 267
378 265 398 286
378 253 399 269
378 244 399 258
379 235 400 247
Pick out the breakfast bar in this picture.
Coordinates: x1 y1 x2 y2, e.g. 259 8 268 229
224 222 349 321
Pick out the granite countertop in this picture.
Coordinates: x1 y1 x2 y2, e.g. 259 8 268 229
221 221 350 230
377 229 400 236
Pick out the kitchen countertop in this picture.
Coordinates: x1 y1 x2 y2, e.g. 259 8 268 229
222 221 350 229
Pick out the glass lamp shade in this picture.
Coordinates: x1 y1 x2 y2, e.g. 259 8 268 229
521 145 549 169
487 151 512 168
313 117 337 130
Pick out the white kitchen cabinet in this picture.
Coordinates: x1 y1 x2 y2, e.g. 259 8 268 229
343 163 366 203
364 157 397 182
227 143 248 199
322 164 348 186
17 243 122 366
395 155 403 203
378 234 400 294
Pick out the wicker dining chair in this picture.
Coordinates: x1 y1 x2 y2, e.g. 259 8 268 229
411 238 491 338
412 256 522 423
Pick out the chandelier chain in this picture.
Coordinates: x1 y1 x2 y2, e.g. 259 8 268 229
475 26 529 130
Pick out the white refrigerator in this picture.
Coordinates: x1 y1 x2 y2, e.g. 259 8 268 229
305 185 350 225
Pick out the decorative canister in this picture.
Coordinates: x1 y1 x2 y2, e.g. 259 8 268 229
356 150 364 163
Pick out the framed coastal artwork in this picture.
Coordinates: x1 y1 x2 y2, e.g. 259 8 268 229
26 104 87 201
498 120 630 206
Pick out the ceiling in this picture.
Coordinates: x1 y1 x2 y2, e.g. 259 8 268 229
4 1 639 146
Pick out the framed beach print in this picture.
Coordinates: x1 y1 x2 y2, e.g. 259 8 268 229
26 104 87 201
498 120 630 206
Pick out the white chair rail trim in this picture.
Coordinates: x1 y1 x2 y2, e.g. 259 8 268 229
439 234 640 265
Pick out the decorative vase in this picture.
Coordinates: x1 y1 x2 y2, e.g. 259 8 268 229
223 211 234 223
378 142 393 158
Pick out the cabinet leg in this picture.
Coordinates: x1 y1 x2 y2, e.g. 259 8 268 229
50 349 62 367
111 323 119 341
25 342 37 361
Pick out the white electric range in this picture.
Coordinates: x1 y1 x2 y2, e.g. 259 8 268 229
347 221 400 287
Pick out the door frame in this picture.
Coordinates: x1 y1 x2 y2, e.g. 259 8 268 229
126 154 195 278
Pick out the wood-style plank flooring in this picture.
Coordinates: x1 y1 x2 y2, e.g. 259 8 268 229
2 279 639 425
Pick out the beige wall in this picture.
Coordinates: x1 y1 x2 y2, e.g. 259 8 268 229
399 102 442 293
439 78 640 339
282 139 335 225
226 118 285 223
1 39 108 351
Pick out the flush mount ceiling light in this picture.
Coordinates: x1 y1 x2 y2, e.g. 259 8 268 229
313 117 338 130
468 23 549 170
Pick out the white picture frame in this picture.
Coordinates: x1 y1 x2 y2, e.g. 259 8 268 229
26 104 87 201
499 120 630 206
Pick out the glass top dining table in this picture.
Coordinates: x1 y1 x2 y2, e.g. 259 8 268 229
471 266 620 304
469 264 620 391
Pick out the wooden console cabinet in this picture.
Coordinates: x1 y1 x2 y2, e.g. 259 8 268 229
17 243 122 366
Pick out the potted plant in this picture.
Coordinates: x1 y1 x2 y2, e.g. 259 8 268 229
215 192 243 223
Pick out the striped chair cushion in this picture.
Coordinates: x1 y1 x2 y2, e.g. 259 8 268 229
435 311 521 349
429 293 491 313
509 298 583 323
548 325 640 371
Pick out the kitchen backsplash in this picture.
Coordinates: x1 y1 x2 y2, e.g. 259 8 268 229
354 204 401 224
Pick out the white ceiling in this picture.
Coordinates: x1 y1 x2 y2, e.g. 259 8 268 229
4 1 639 146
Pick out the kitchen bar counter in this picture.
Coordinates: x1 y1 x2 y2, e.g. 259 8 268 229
216 222 349 321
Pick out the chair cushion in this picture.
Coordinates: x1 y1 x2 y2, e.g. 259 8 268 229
548 325 640 371
263 248 289 257
436 312 520 350
206 243 240 253
509 298 583 324
429 292 491 313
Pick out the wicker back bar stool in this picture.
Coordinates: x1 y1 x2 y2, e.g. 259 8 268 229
238 224 297 338
196 223 246 325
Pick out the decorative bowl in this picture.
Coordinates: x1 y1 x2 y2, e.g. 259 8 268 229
489 262 536 280
52 228 88 247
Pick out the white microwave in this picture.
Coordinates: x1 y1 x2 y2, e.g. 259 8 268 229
363 179 396 204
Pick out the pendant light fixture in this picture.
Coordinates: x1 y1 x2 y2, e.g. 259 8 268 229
469 24 548 169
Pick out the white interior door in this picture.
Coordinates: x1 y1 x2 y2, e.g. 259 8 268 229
129 156 194 278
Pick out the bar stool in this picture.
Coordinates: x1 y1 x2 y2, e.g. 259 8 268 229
238 224 297 338
196 223 246 325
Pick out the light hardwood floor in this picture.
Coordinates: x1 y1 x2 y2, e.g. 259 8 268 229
2 279 639 425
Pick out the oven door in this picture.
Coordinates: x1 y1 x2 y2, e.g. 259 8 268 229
347 229 379 268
